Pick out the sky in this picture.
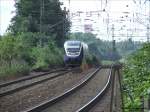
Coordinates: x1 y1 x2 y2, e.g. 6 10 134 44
0 0 149 41
59 0 150 41
0 0 15 35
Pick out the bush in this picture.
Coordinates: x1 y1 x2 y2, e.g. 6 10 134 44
0 60 30 77
30 42 63 69
0 33 64 78
123 43 150 110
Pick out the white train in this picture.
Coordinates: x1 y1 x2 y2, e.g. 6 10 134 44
64 40 88 66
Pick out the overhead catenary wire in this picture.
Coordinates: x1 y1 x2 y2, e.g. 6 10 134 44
38 0 149 42
38 0 70 32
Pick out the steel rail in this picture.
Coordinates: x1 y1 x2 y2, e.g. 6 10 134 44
0 68 67 88
76 65 113 112
24 67 101 112
0 70 71 97
109 65 116 112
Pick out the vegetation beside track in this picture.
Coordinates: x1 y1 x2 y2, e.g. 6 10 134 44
123 43 150 111
0 33 64 78
70 32 142 61
0 0 143 83
0 0 68 78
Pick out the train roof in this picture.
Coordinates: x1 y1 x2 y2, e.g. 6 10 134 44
64 40 88 49
65 40 81 44
64 40 81 47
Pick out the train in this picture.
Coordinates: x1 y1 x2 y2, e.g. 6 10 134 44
64 40 89 66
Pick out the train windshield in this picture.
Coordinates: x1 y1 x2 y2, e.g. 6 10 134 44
67 48 80 52
67 42 81 47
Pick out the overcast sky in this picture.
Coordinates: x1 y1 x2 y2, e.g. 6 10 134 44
0 0 149 41
0 0 15 35
60 0 149 41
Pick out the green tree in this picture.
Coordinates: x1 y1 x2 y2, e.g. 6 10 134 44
0 33 64 77
70 32 121 61
0 34 30 77
9 0 70 46
0 35 17 66
116 38 142 58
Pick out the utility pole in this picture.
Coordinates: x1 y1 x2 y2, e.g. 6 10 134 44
107 13 109 35
63 7 65 40
69 0 70 9
147 24 149 42
112 24 114 41
40 0 44 46
68 0 71 20
148 0 150 42
40 0 44 33
63 7 67 40
106 0 108 6
101 0 102 10
112 24 115 51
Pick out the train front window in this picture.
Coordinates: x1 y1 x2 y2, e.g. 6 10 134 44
67 42 81 47
67 48 80 53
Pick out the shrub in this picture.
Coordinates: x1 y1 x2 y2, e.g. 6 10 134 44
0 33 64 78
30 43 63 69
0 60 30 77
123 43 150 110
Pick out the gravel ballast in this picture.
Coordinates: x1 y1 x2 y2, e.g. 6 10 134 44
89 69 122 112
42 69 110 112
0 68 94 112
0 71 66 93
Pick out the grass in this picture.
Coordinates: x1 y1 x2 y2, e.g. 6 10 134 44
102 60 114 65
0 60 30 78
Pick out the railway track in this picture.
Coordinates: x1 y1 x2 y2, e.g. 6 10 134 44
0 67 74 97
88 66 122 112
0 65 122 112
24 66 113 112
0 67 94 112
77 65 113 112
0 67 67 87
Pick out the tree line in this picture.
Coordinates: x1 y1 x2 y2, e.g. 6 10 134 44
0 0 144 85
70 32 142 62
0 0 69 78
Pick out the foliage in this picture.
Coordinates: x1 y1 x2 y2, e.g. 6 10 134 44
70 33 142 62
70 32 121 61
123 43 150 110
0 34 30 77
0 35 17 63
9 0 70 46
0 0 70 77
0 33 64 78
0 60 30 77
90 55 101 66
116 38 142 58
31 45 63 69
102 60 114 65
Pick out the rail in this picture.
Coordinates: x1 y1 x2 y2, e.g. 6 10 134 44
0 68 75 97
76 65 113 112
24 67 100 112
